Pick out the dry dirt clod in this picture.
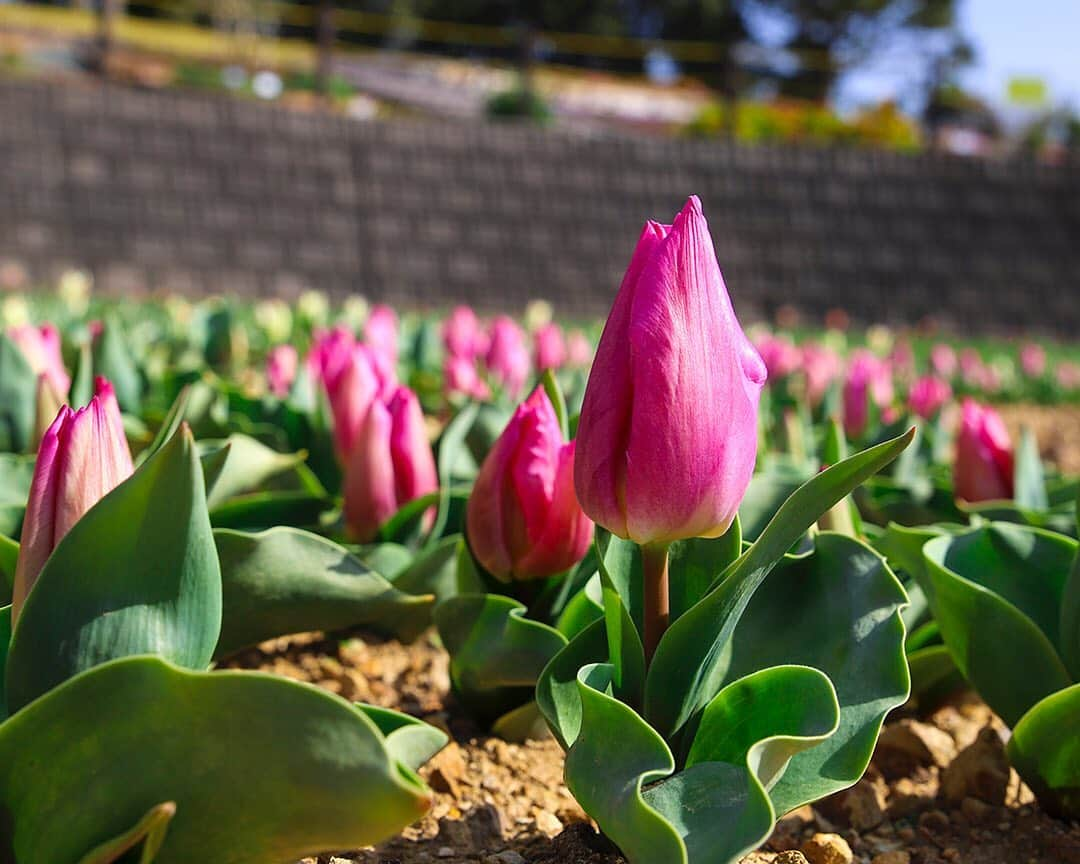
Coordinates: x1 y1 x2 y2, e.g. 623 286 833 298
818 776 887 830
428 743 468 797
873 720 957 779
800 832 854 864
773 852 811 864
940 726 1010 805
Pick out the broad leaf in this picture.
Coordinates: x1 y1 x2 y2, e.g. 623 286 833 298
6 426 221 713
0 656 436 863
213 528 433 658
1007 683 1080 819
0 334 37 454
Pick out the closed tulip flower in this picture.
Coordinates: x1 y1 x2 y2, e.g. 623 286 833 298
9 323 69 398
908 375 952 420
467 386 593 581
12 376 133 620
344 386 437 542
444 305 486 360
485 316 531 398
954 399 1014 503
574 196 766 547
843 350 893 440
534 322 567 371
265 344 298 398
364 304 399 368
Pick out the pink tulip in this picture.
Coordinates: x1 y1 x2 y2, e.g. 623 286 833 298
444 305 486 359
755 333 800 381
889 340 915 381
364 304 399 368
306 325 356 393
574 196 766 545
908 375 952 420
534 322 567 371
959 348 984 387
1020 343 1046 378
843 350 894 439
800 342 841 407
8 324 69 398
266 345 298 398
12 377 133 620
1056 361 1080 390
325 346 382 462
485 316 531 399
954 399 1014 503
930 343 957 378
444 355 491 401
566 330 593 368
344 386 437 542
467 386 593 580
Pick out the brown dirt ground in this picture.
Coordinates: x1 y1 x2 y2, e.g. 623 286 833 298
222 630 1080 864
997 404 1080 475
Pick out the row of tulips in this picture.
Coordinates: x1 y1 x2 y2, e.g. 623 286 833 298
0 197 1075 864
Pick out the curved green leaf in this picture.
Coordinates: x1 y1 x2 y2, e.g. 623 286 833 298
537 617 609 750
430 401 480 545
355 704 449 773
435 593 566 728
564 663 685 864
391 533 463 604
77 802 175 864
92 316 143 413
6 425 221 713
0 533 17 604
645 429 914 739
1062 539 1080 680
200 435 307 510
209 490 330 530
1014 427 1048 511
213 527 433 658
923 524 1075 725
0 655 433 863
706 533 909 814
0 334 38 454
1007 683 1080 819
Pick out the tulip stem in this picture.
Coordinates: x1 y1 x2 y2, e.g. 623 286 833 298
641 543 671 666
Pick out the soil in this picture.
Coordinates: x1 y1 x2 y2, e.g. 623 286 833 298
224 630 1080 864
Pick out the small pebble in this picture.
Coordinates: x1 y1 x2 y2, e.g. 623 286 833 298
871 853 910 864
801 832 854 864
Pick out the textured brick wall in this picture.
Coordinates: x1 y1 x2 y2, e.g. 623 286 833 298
1 77 1078 333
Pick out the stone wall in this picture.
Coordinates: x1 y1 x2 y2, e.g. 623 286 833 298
1 77 1078 333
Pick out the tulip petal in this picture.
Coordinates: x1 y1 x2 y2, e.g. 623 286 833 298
344 399 398 543
387 388 438 524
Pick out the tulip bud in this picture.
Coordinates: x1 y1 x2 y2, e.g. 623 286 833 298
534 322 567 371
566 330 593 368
8 323 69 399
344 386 437 542
265 344 298 398
364 304 399 369
444 305 485 360
574 196 766 545
907 375 952 420
930 343 957 378
843 350 894 440
1020 343 1047 378
954 399 1014 503
800 342 841 407
467 386 593 580
755 333 800 381
485 316 531 399
12 377 134 620
325 346 380 462
444 355 490 401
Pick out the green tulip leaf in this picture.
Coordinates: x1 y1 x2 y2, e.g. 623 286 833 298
378 491 442 545
390 533 463 604
598 565 646 708
0 655 434 863
354 704 449 773
1007 683 1080 819
69 342 94 412
0 453 34 539
667 525 743 624
564 663 685 864
0 604 10 721
1063 540 1080 679
555 573 604 639
93 316 143 413
200 435 308 510
0 533 17 603
0 334 38 455
541 368 570 440
645 428 914 739
358 541 413 581
6 425 221 713
213 527 433 658
922 523 1076 725
136 387 192 468
907 644 964 706
209 490 330 530
738 463 811 542
537 617 609 749
435 593 567 729
697 533 908 814
431 401 480 544
1014 427 1049 511
491 700 551 743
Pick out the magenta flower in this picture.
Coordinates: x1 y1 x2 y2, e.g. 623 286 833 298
467 386 593 580
364 304 399 369
8 323 69 399
444 305 487 360
266 344 298 398
444 355 491 401
566 330 593 368
574 196 766 545
843 350 894 439
954 399 1014 503
908 375 952 420
1020 343 1047 378
800 342 841 407
755 333 800 381
306 325 356 394
12 377 133 620
485 316 531 399
344 385 437 542
930 343 958 378
534 322 567 372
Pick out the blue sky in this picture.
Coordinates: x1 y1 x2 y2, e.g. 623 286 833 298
835 0 1080 113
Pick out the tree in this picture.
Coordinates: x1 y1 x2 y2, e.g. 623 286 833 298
747 0 960 102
